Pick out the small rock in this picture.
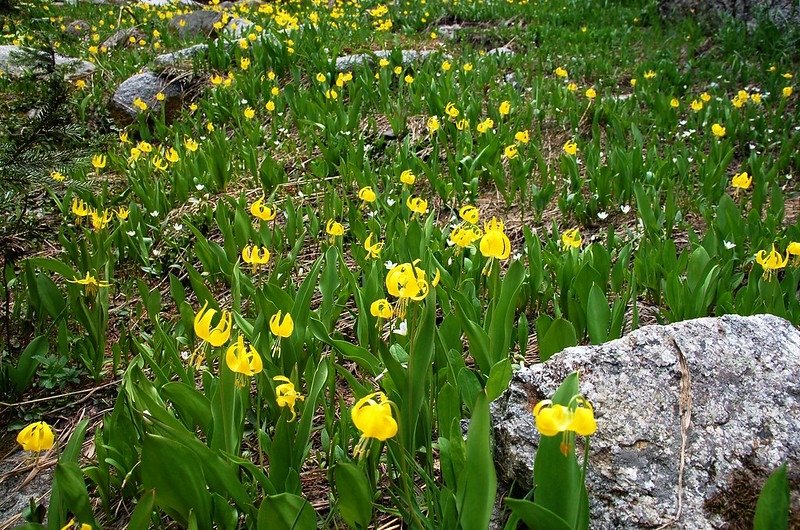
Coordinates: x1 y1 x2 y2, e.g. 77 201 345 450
65 20 90 38
437 24 461 40
223 17 255 39
334 49 440 72
101 27 146 50
168 10 223 39
153 43 209 68
109 71 195 125
492 314 800 528
487 46 514 57
0 45 95 81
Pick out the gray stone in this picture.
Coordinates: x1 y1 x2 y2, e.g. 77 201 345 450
437 24 462 40
334 49 440 72
153 43 209 68
487 46 514 57
492 314 800 529
0 45 95 81
65 20 90 38
108 71 193 125
101 27 146 50
659 0 800 26
168 10 223 39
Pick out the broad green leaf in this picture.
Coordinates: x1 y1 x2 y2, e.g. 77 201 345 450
456 391 496 530
505 498 571 530
753 464 789 530
257 493 317 530
538 317 578 361
128 489 156 530
334 462 373 529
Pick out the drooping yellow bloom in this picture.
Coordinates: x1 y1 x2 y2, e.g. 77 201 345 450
459 205 480 224
563 140 578 156
352 392 398 457
456 118 470 130
567 82 578 92
690 99 703 112
449 223 483 249
17 421 55 452
476 118 494 134
363 233 383 259
554 66 568 78
385 261 431 318
479 217 511 261
270 310 294 338
643 70 656 79
184 138 199 152
751 93 762 104
504 144 518 160
370 298 393 319
71 198 91 219
91 154 106 171
441 60 451 72
515 130 530 144
225 335 263 377
240 57 250 70
133 97 148 111
711 123 726 138
585 87 597 100
700 92 712 102
152 156 168 171
194 301 232 347
69 272 111 295
51 170 66 182
274 376 304 421
782 86 793 97
406 196 428 215
242 244 271 272
731 171 752 191
358 186 376 203
165 147 180 164
315 72 326 83
137 141 153 153
243 106 256 120
787 242 800 265
400 170 416 185
463 63 473 72
561 228 582 249
670 98 680 108
533 397 597 438
755 247 789 280
250 196 277 221
445 102 460 119
326 219 345 238
90 209 112 231
325 89 338 100
427 116 440 134
116 207 129 220
499 100 511 116
60 518 91 530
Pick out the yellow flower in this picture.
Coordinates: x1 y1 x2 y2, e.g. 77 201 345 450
90 209 112 231
386 261 431 318
787 242 800 264
184 138 199 152
270 310 294 338
271 86 280 96
250 196 277 221
533 396 597 438
325 89 338 100
370 298 393 319
75 79 87 90
406 195 428 215
274 376 305 421
352 392 397 442
504 144 518 159
315 72 326 83
561 227 582 249
116 206 129 220
225 335 263 377
60 519 91 530
51 170 66 182
567 82 578 92
643 70 656 79
690 99 703 112
152 156 168 171
194 301 232 347
476 118 494 134
463 63 473 72
133 97 148 111
711 123 726 138
563 140 578 156
499 100 511 116
456 118 470 130
569 397 597 436
515 130 530 144
449 223 482 248
69 272 111 295
137 141 152 153
782 86 793 97
165 147 180 163
731 171 752 190
210 74 223 86
400 169 416 185
731 95 745 108
445 102 460 119
242 244 271 272
700 92 711 102
244 106 256 119
17 421 55 452
554 66 568 78
459 205 480 224
393 66 402 75
585 87 597 100
358 186 376 203
751 93 762 104
119 131 130 144
441 60 451 71
240 57 250 70
670 98 680 108
265 100 276 112
479 217 511 260
363 233 383 259
326 219 345 237
155 92 165 102
71 199 90 218
630 78 637 87
427 116 440 134
91 154 106 170
755 247 788 279
404 74 414 84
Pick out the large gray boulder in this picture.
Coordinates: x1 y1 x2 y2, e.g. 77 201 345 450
153 43 209 68
168 10 223 39
0 45 95 81
101 27 146 50
492 314 800 529
659 0 800 25
109 71 197 125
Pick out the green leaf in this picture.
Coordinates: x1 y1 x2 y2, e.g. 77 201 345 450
162 382 213 435
257 493 317 530
128 489 156 530
485 358 512 401
753 464 789 530
586 285 611 345
457 391 496 530
505 498 571 530
537 317 578 361
11 335 48 394
334 462 373 529
488 261 525 365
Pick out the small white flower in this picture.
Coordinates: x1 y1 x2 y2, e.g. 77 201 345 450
723 240 736 250
386 198 396 206
621 204 631 214
149 210 159 217
598 211 609 220
384 260 397 270
392 320 408 336
173 223 183 231
126 230 136 236
195 184 205 191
